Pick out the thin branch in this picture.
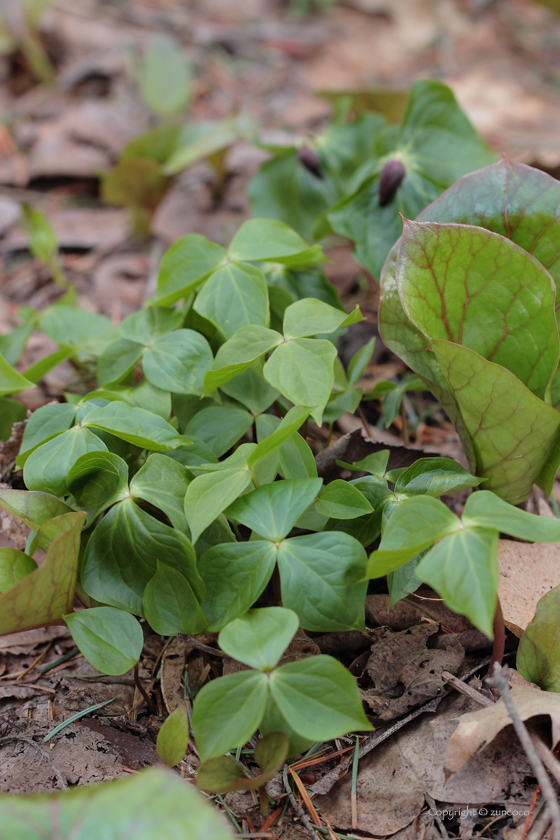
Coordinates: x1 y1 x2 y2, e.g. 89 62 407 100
134 664 156 715
282 764 322 840
488 664 560 840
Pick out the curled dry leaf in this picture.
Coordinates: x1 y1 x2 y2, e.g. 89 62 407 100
498 538 560 637
445 682 560 776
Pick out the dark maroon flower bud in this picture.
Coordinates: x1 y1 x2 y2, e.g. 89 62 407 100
297 145 323 179
378 159 406 207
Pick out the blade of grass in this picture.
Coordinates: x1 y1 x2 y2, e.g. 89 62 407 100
42 694 121 743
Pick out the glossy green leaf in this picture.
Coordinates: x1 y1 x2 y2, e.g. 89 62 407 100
463 490 560 542
0 489 73 533
264 338 337 425
219 607 299 671
184 467 253 545
220 360 279 414
0 548 37 594
199 540 277 631
0 767 234 839
365 495 461 578
0 352 34 396
228 219 319 263
194 262 269 339
336 450 390 478
226 478 322 541
247 406 312 467
64 607 144 675
415 527 498 637
23 427 108 497
259 694 315 758
394 458 482 497
119 306 183 345
81 499 202 615
398 220 558 401
0 512 85 635
143 562 206 636
204 325 283 393
347 337 375 387
518 586 560 691
97 339 145 386
154 234 226 307
315 479 373 519
84 402 186 451
39 306 117 356
269 655 372 740
192 670 269 762
129 453 190 533
387 553 424 607
139 35 191 118
277 532 367 631
67 451 129 522
18 402 78 464
282 299 363 339
24 347 75 384
143 330 213 396
432 339 560 504
156 706 190 768
186 406 253 458
278 428 317 479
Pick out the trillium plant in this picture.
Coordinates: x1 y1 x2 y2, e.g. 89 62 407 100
1 82 560 796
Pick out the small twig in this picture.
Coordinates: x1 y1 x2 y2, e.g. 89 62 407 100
425 792 449 839
351 735 360 829
0 736 67 788
134 664 156 715
488 664 560 840
17 643 51 681
441 671 494 707
530 730 560 788
283 765 322 840
357 405 372 439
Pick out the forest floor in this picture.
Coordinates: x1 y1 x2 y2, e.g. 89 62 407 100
3 1 560 838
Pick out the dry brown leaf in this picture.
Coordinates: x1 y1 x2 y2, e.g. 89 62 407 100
445 683 560 776
498 538 560 637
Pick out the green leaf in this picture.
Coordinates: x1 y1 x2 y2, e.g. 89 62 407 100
143 562 206 636
0 352 34 395
64 607 144 676
0 396 26 440
157 706 190 768
398 220 558 401
97 339 145 385
199 540 277 631
204 325 283 393
163 114 255 175
219 608 299 671
194 262 269 340
0 489 73 533
143 330 213 396
432 339 560 505
228 219 321 264
247 406 312 467
67 451 129 523
259 694 315 757
226 478 322 541
0 321 35 366
197 731 289 793
186 406 253 458
192 670 269 762
184 467 253 545
0 548 37 594
365 495 461 578
263 338 337 424
336 450 390 478
347 337 375 387
518 586 560 691
154 234 227 307
129 453 190 533
84 401 187 451
119 306 183 345
279 428 317 479
463 490 560 542
277 532 367 631
315 480 373 519
24 348 75 384
387 554 424 607
415 527 498 637
18 402 78 463
282 299 363 339
139 35 191 118
220 360 279 414
0 767 234 839
39 306 117 356
394 458 482 497
23 427 108 497
269 655 372 740
81 499 202 615
0 512 85 635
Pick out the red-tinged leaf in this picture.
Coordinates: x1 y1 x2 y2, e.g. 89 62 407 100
0 512 86 635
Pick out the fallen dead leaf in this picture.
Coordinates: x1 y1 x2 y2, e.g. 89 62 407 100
498 538 560 637
445 682 560 776
365 592 474 633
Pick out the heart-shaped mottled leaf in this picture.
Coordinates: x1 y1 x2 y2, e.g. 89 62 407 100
65 606 144 676
219 608 299 671
518 586 560 691
432 339 560 504
0 512 85 635
157 706 190 767
199 541 277 631
397 220 558 400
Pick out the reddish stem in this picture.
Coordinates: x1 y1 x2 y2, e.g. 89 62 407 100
489 597 506 672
